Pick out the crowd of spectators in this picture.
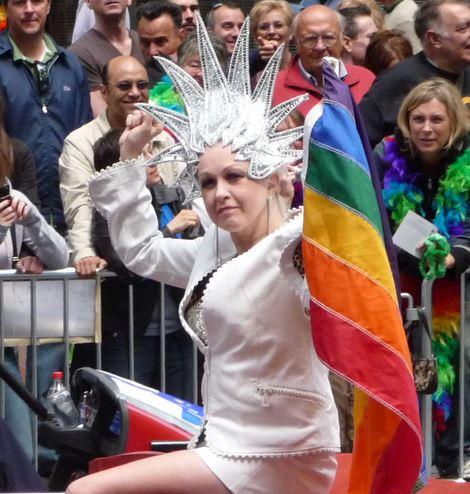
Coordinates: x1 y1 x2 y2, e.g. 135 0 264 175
0 0 469 481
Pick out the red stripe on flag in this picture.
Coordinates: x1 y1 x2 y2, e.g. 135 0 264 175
310 301 420 436
371 420 423 494
310 301 422 492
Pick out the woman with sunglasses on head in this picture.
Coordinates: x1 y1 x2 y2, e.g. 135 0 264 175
249 0 295 81
0 91 69 460
375 78 470 479
66 18 340 494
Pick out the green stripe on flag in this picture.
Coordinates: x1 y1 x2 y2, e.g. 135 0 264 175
306 143 383 236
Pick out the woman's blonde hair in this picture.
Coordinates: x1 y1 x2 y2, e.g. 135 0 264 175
250 0 295 38
397 78 469 154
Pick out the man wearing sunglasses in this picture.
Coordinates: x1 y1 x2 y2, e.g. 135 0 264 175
272 4 375 117
59 55 183 277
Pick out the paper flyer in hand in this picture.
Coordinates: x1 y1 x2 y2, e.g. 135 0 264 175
392 210 438 258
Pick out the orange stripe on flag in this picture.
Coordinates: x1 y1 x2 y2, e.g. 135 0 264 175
303 239 411 364
303 188 397 302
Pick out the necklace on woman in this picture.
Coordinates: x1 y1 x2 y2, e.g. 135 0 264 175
382 136 470 239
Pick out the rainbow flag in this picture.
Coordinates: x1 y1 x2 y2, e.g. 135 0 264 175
302 62 423 493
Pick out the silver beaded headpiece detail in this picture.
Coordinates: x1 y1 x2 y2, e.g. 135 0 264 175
138 15 307 180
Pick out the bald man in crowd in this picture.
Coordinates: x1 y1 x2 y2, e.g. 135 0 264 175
273 4 375 117
59 56 182 276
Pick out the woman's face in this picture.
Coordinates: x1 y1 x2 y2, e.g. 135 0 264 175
255 9 292 46
408 98 452 160
197 144 272 235
181 54 203 87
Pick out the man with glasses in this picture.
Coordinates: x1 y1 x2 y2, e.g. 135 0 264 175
69 0 145 117
59 56 182 277
359 0 470 147
272 4 375 117
207 1 245 55
169 0 199 38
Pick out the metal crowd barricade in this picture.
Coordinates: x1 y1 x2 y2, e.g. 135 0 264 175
405 270 470 481
0 267 109 466
125 280 199 404
126 280 199 403
459 269 470 480
420 278 434 480
401 288 433 479
0 268 200 469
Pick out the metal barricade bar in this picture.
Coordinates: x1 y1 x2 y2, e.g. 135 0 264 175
0 268 201 472
417 274 470 481
420 278 434 481
459 269 470 479
0 268 115 468
159 284 166 393
128 284 135 382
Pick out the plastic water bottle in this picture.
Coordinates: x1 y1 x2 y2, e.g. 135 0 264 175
46 371 79 427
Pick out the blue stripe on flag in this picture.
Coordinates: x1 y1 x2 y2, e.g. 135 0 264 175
311 101 370 176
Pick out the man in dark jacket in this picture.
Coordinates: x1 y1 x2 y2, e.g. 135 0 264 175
359 0 470 147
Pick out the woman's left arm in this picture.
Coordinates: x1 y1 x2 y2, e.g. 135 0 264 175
13 190 70 269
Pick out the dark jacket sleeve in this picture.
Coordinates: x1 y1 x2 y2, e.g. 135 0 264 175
449 220 470 276
359 92 387 148
10 139 40 208
92 210 159 337
393 201 470 279
92 210 145 283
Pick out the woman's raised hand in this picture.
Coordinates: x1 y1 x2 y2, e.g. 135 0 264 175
119 110 157 161
257 36 279 61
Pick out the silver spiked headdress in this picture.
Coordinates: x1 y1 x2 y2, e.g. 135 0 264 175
139 15 307 180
